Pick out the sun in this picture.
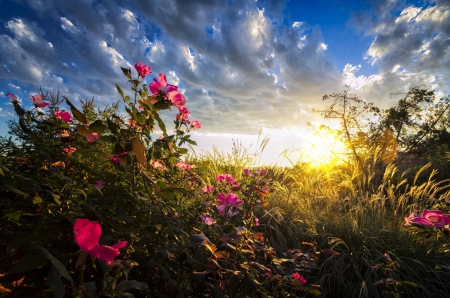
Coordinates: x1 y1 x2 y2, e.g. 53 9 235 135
301 130 347 168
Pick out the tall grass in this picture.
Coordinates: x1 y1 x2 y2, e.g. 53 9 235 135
189 143 450 297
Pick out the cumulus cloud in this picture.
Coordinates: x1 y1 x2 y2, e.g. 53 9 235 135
350 0 450 105
1 0 449 139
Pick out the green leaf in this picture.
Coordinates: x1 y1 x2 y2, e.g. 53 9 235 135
1 184 29 196
36 246 73 283
5 211 21 222
107 119 119 135
160 189 174 200
32 195 43 204
77 124 91 136
153 112 167 136
65 97 87 124
185 139 197 146
170 187 187 194
51 193 62 205
131 137 147 166
177 148 188 154
401 281 421 288
306 288 322 295
116 84 125 99
47 266 65 298
116 280 149 293
120 67 131 79
9 253 48 274
83 281 97 293
89 120 107 133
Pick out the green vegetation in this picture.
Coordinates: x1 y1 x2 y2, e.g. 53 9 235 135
1 65 450 297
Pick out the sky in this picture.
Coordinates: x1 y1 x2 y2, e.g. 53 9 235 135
0 0 449 166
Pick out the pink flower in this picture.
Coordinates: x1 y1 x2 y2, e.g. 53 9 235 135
409 210 450 228
243 168 254 177
55 110 72 123
74 218 127 263
292 273 306 285
6 93 18 102
255 218 259 226
168 91 186 106
404 210 419 226
151 159 168 171
191 120 201 129
202 185 215 193
176 105 190 122
200 214 216 225
85 132 99 142
134 62 152 79
227 208 239 217
176 160 193 170
217 193 244 207
216 174 235 184
150 74 178 96
95 180 105 189
30 95 49 108
62 147 76 154
105 154 121 164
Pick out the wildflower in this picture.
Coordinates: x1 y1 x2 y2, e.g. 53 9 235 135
62 147 76 154
85 132 99 142
243 168 254 177
227 208 239 217
202 185 214 193
74 218 127 263
176 106 190 122
191 120 201 129
200 214 216 225
55 110 72 123
176 160 193 170
409 210 450 228
30 94 49 108
6 93 18 102
134 62 151 79
216 174 235 184
151 159 168 171
95 180 105 189
217 193 244 207
404 210 419 226
168 91 185 106
255 218 259 226
150 74 178 96
292 273 307 285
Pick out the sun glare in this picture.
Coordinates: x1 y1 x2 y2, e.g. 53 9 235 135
301 130 347 167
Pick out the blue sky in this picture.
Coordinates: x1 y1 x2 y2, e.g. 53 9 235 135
0 0 448 165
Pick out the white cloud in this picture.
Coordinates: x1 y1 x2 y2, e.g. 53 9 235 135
60 17 79 34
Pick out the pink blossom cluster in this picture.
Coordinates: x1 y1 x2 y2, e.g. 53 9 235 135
201 185 215 193
200 214 216 225
243 168 267 177
62 147 76 154
74 218 127 263
30 94 49 108
134 62 152 79
216 174 235 184
292 273 307 285
215 192 243 217
55 110 72 123
151 159 168 171
105 152 128 164
404 209 450 228
176 160 196 170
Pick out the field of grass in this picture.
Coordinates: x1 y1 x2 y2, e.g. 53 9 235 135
188 142 450 297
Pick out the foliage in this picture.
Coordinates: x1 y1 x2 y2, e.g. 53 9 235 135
0 63 328 297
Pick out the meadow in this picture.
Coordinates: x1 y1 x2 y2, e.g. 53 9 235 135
1 62 449 298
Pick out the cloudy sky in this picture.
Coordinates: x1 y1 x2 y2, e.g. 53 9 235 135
0 0 449 165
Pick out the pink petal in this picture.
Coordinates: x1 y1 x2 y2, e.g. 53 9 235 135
6 93 17 101
74 219 101 251
88 244 120 262
111 241 127 249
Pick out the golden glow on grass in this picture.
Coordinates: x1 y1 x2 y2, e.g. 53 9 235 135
301 129 348 168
